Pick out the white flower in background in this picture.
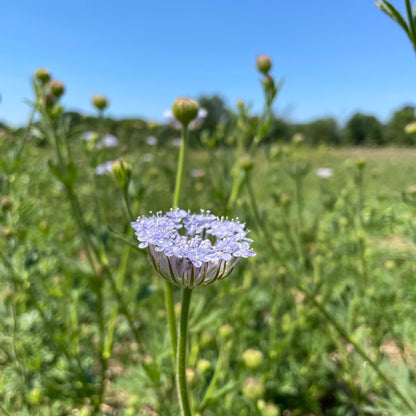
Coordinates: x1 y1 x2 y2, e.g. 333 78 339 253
142 153 153 163
315 168 333 179
171 138 182 147
146 136 157 146
95 160 116 175
190 169 205 179
163 108 208 130
96 134 119 149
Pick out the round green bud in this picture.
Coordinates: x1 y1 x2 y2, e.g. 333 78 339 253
280 193 292 207
236 99 245 109
1 196 12 211
242 377 265 401
219 323 233 339
196 358 212 374
172 97 199 127
35 67 51 84
407 184 416 195
256 55 272 74
405 121 416 135
261 403 280 416
112 159 132 189
186 368 198 387
92 94 109 111
48 80 65 98
355 158 366 169
292 133 304 144
242 349 264 370
240 154 254 171
200 329 215 348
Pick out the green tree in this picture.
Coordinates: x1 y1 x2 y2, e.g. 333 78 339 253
343 112 384 145
384 105 416 145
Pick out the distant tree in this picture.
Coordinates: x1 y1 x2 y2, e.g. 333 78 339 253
384 105 416 145
295 118 340 145
343 113 384 145
197 95 230 135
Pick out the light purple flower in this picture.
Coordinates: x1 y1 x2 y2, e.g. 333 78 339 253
146 136 157 146
96 134 119 149
131 209 255 288
95 160 115 175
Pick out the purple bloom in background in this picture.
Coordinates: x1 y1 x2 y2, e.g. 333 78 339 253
96 134 119 149
146 136 157 146
95 160 115 175
131 209 255 288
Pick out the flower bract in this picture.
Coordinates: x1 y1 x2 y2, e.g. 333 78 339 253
131 209 255 288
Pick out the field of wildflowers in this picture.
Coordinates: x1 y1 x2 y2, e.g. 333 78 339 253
3 2 416 415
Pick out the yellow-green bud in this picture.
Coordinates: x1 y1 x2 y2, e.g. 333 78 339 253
236 99 245 109
407 185 416 195
112 159 132 189
256 55 272 74
261 403 280 416
1 196 12 211
35 67 51 84
384 260 395 270
200 329 215 348
405 121 416 135
186 368 198 387
292 133 304 144
219 323 233 339
280 193 292 207
92 94 109 111
196 358 212 374
242 377 265 401
172 97 199 127
242 349 264 370
355 158 366 169
48 80 65 98
240 154 254 171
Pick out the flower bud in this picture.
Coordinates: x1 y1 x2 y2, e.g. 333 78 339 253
112 159 131 189
196 358 212 374
242 348 264 370
35 67 51 84
48 80 65 98
256 55 272 74
236 99 245 109
172 97 199 127
92 94 109 111
280 193 292 207
355 158 366 169
405 121 416 134
44 92 57 108
260 403 280 416
219 323 233 339
1 196 12 211
242 377 265 401
240 154 254 171
200 329 215 348
186 368 198 387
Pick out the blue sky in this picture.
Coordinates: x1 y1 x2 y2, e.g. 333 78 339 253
2 0 416 127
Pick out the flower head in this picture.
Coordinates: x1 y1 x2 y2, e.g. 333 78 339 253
131 209 255 288
315 167 333 179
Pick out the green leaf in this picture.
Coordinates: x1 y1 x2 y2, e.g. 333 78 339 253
376 0 411 37
47 160 65 183
66 161 77 189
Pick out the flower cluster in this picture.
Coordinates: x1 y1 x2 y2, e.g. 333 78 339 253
131 209 255 288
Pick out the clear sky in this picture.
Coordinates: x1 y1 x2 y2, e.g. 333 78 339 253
2 0 416 127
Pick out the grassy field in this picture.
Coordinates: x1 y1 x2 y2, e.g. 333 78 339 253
3 74 416 416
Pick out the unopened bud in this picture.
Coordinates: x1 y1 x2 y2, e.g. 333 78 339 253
256 55 272 74
219 323 233 339
196 358 212 374
112 159 131 189
92 94 109 111
242 349 263 370
240 154 253 171
263 74 275 90
35 68 51 84
44 92 57 108
1 196 12 211
242 377 265 401
281 193 292 207
48 80 65 98
260 403 280 416
356 158 366 169
200 329 215 348
186 368 198 387
236 99 245 109
172 97 199 127
405 121 416 135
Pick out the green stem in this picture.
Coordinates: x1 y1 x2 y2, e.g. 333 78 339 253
173 125 188 208
177 287 193 416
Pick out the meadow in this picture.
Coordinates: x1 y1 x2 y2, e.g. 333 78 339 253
2 60 416 416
